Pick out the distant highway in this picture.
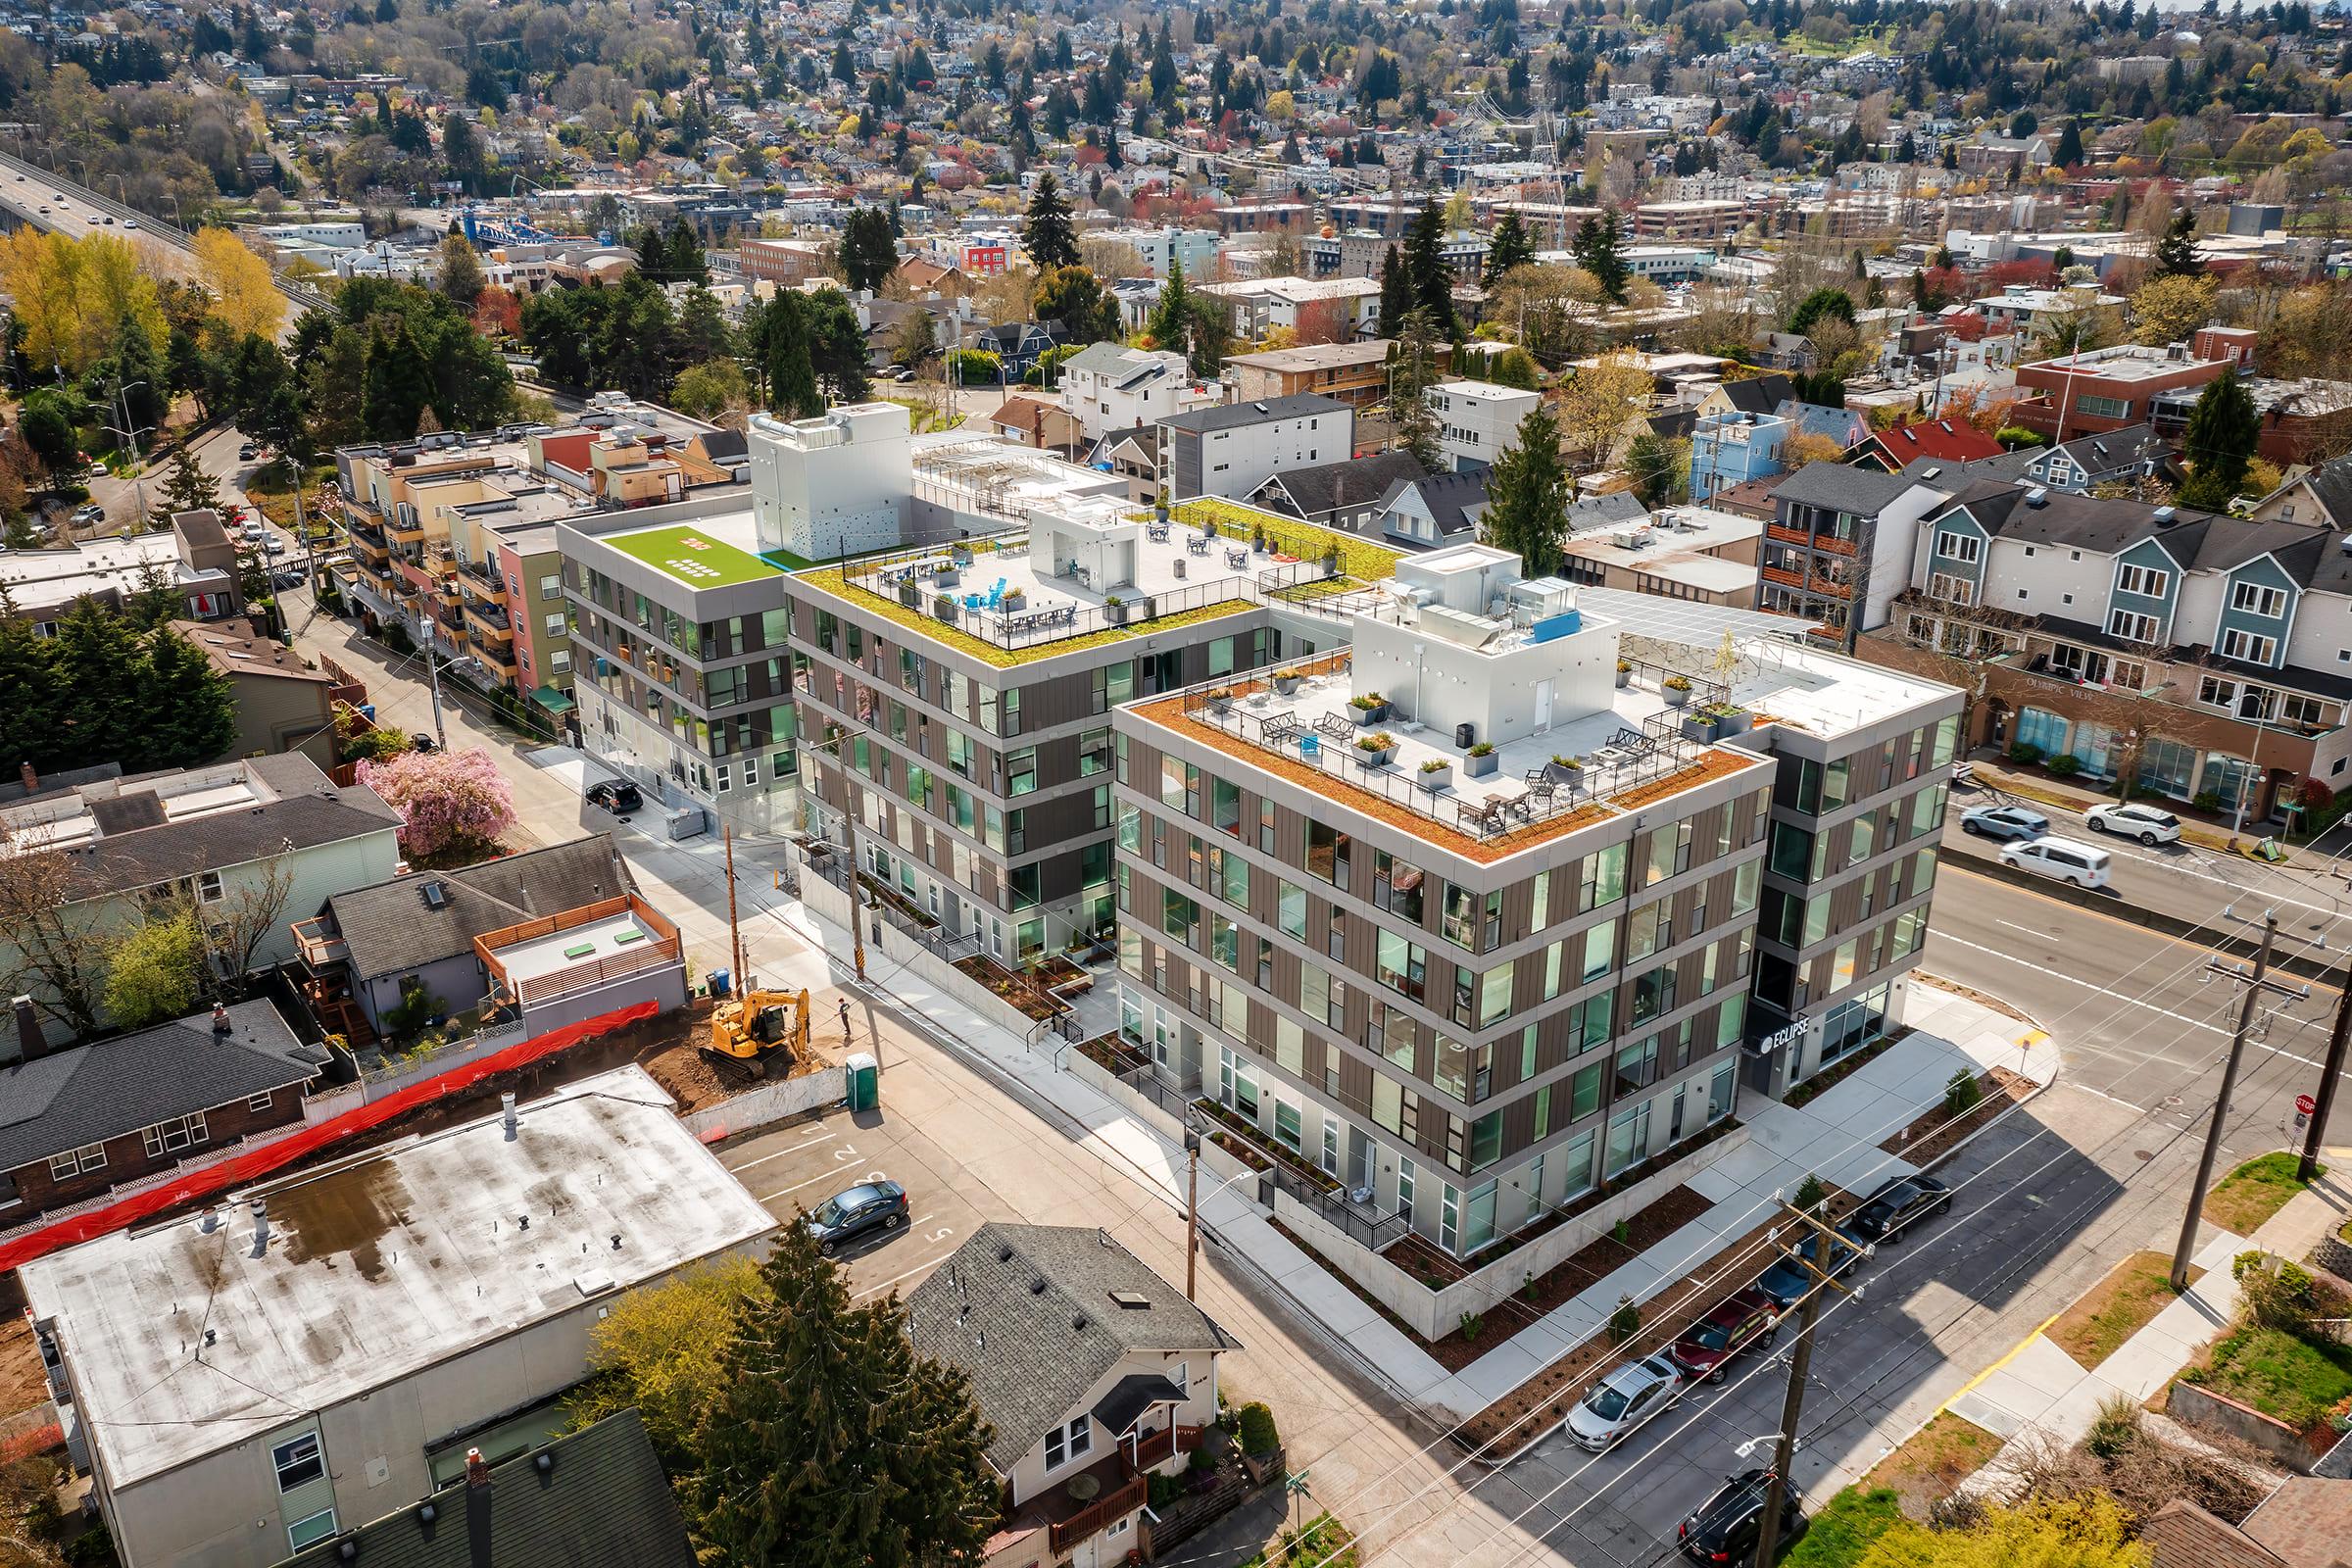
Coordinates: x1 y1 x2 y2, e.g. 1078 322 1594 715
0 146 319 338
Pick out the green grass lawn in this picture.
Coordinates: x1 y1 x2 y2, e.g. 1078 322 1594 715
2190 1325 2352 1431
2204 1152 2326 1235
2046 1251 2197 1370
605 523 786 589
1782 1487 1903 1568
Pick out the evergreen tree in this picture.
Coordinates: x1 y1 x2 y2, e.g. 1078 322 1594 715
149 446 222 531
1376 246 1413 338
1023 172 1079 270
1149 255 1194 354
685 1225 999 1568
49 599 143 767
762 293 823 418
0 589 59 774
2053 119 2085 170
1485 210 1536 283
2153 209 2205 276
1401 200 1457 338
1571 212 1630 304
1482 405 1571 576
2178 373 2259 509
1390 309 1444 469
839 208 900 293
361 319 433 439
134 627 235 770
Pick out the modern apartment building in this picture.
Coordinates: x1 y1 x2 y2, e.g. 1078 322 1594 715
1866 478 2352 823
778 492 1344 968
1055 345 1220 448
1690 410 1790 504
1220 346 1391 414
1428 380 1542 473
1755 464 1948 652
744 402 915 562
558 500 805 832
1108 545 1958 1279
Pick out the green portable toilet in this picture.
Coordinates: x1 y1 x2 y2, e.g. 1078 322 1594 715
845 1053 879 1111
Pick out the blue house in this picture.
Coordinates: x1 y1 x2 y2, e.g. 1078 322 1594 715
1690 410 1789 504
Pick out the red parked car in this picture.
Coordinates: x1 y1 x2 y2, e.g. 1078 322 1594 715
1668 1289 1781 1383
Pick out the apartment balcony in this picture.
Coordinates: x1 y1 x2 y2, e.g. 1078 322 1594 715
1763 522 1856 556
386 514 426 544
472 639 518 682
346 523 391 564
463 563 508 605
465 599 513 641
394 556 447 597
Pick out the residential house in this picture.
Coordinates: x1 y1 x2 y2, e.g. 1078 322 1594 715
291 835 682 1046
1221 342 1396 412
973 322 1068 382
992 392 1090 461
0 754 403 1049
1250 452 1427 533
1159 394 1355 501
170 619 361 767
1088 225 1219 279
2239 1477 2352 1568
1055 344 1219 447
0 998 323 1223
1199 277 1384 341
2250 450 2352 527
1694 372 1799 423
1373 469 1492 550
1859 418 2007 473
272 1411 696 1568
906 1224 1239 1568
1690 411 1790 504
1864 479 2352 823
1561 501 1764 606
0 510 243 633
23 1066 776 1568
1097 427 1162 504
1429 381 1542 473
1954 130 2054 176
1776 401 1872 454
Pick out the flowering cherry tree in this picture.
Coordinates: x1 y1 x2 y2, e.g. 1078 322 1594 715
358 748 518 866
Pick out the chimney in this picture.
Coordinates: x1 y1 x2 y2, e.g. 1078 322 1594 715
211 1004 231 1038
16 762 34 796
466 1446 494 1568
501 1094 518 1139
11 998 39 1063
250 1200 270 1256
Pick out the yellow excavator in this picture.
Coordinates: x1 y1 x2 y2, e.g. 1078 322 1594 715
705 987 809 1077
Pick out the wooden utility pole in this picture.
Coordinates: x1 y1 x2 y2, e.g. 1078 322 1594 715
1185 1129 1201 1301
723 823 746 991
2297 956 2351 1183
2175 914 2280 1289
1751 1200 1858 1568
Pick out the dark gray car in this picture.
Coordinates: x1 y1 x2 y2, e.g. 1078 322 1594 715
807 1180 908 1254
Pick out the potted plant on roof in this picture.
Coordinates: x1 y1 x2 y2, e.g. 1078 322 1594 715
1545 754 1585 785
934 559 960 588
1417 757 1452 793
1661 674 1693 709
1349 691 1391 726
1001 585 1028 612
1272 666 1302 698
898 578 922 610
1153 487 1171 524
1355 730 1397 767
932 593 958 622
1682 702 1753 744
1464 740 1498 778
1103 594 1129 625
1205 685 1235 714
1616 659 1633 690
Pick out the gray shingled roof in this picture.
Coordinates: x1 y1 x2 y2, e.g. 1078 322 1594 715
1259 451 1427 519
1159 393 1349 433
47 755 401 903
0 1000 319 1173
322 835 631 983
906 1223 1241 1474
1769 462 1917 516
273 1409 694 1568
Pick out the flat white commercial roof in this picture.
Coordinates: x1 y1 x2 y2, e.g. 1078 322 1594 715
492 910 661 986
23 1066 775 1489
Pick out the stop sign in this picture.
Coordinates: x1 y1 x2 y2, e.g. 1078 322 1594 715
2297 1094 2319 1116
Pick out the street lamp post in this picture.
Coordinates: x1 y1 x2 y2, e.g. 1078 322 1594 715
104 379 153 527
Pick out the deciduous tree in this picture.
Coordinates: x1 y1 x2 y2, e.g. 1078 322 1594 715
101 899 205 1030
193 227 287 343
356 747 518 866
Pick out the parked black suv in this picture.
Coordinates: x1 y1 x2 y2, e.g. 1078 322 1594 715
1846 1174 1954 1244
585 778 643 815
807 1180 908 1255
1679 1469 1806 1565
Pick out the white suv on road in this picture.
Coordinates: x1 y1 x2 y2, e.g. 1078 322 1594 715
2084 802 2182 846
1566 1354 1685 1452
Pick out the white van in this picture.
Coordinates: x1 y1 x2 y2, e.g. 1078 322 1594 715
1998 835 2112 890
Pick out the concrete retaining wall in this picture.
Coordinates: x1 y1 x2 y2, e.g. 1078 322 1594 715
682 1065 848 1142
1275 1125 1750 1342
1065 1052 1189 1144
2168 1381 2331 1473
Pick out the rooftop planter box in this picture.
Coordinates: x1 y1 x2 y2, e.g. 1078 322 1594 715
1354 732 1398 768
1416 759 1451 793
932 594 958 622
1000 588 1028 612
1464 743 1498 778
1662 676 1693 709
933 565 960 588
1544 756 1585 785
1349 693 1391 726
1103 597 1131 625
1683 705 1753 744
897 580 922 610
1616 661 1633 689
1272 669 1303 698
1204 687 1235 714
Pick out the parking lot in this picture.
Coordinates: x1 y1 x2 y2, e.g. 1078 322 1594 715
715 1103 995 1300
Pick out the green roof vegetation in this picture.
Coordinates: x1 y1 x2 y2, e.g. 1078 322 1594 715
799 567 1257 668
1171 497 1404 582
606 524 784 589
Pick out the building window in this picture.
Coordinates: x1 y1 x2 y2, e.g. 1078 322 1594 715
2230 581 2287 618
2221 628 2278 665
1044 1415 1094 1471
272 1433 326 1493
2014 707 2067 757
2198 675 2238 710
286 1510 338 1552
195 871 224 904
247 1091 274 1113
2105 610 2159 644
2076 394 2131 419
2116 564 2170 598
46 1145 105 1180
142 1112 209 1158
1933 531 1981 564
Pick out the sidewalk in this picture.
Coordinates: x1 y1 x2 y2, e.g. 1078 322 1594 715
754 876 2055 1423
1944 1152 2352 1494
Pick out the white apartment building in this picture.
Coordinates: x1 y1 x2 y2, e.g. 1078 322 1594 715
1200 276 1384 340
1428 380 1543 472
1160 394 1355 501
746 402 913 561
1091 225 1221 279
1055 344 1221 445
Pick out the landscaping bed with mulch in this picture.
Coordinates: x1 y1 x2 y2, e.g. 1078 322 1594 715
2046 1250 2198 1371
1075 1032 1149 1075
1196 1099 1335 1191
1456 1213 1787 1459
1880 1065 2034 1164
952 955 1062 1022
1784 1029 1912 1109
